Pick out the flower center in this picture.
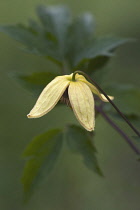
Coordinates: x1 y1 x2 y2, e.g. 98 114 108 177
60 88 71 107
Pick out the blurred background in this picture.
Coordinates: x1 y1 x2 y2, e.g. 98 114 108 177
0 0 140 209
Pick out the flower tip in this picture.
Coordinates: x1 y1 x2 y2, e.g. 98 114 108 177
27 114 32 118
110 96 114 100
89 129 94 132
86 126 95 132
100 94 114 102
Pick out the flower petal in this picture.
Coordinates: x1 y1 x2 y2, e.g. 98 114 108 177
68 81 95 131
27 76 70 118
76 74 114 102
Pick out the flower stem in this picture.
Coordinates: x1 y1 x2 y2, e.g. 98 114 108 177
96 106 140 155
73 70 140 139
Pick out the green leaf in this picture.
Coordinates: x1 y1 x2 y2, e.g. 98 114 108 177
88 57 110 84
74 36 130 67
0 24 37 46
13 72 58 95
0 23 49 56
66 13 96 68
0 6 131 71
0 23 64 63
21 129 63 200
104 84 140 117
37 5 71 58
87 56 109 73
66 125 103 176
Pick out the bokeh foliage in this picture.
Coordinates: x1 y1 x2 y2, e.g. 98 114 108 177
0 5 140 201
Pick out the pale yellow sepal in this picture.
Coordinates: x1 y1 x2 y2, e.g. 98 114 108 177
68 81 95 131
27 72 114 132
27 76 70 118
76 74 114 102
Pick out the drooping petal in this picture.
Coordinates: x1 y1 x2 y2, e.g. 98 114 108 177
68 81 95 131
100 94 114 101
27 76 70 118
76 74 114 102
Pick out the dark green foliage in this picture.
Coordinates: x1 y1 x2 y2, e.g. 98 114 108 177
37 6 71 45
66 125 103 176
21 129 63 200
0 23 64 63
36 5 71 62
73 36 130 68
0 5 131 101
0 23 54 57
1 5 139 200
87 56 109 73
22 126 103 200
14 72 58 95
0 5 129 72
0 24 38 47
66 13 96 67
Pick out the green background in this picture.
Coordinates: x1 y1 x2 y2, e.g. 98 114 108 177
0 0 140 209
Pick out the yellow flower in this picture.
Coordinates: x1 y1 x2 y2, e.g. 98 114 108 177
27 73 114 131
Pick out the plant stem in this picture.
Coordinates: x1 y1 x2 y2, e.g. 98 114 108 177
95 106 140 155
72 70 140 138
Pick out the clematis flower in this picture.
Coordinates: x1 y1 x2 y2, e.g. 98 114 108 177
27 73 113 131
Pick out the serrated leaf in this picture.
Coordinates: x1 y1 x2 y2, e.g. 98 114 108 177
21 129 63 200
66 125 103 176
104 84 140 117
0 23 64 63
0 6 131 72
74 37 130 67
13 72 58 95
0 24 37 46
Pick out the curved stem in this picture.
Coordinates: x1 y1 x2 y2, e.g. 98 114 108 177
96 106 140 155
73 70 140 138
